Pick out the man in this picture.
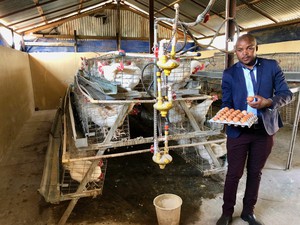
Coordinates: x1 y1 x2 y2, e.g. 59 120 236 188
216 33 292 225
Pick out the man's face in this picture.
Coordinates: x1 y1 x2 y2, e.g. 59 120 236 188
235 38 257 67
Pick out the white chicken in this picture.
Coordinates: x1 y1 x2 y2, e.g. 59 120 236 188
65 160 102 183
210 142 227 158
168 104 186 129
189 95 218 129
177 138 191 154
86 103 124 128
101 62 141 91
196 144 213 166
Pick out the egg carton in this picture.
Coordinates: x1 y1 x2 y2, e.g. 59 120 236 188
209 109 258 128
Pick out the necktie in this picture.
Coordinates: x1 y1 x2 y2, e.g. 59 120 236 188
249 69 257 95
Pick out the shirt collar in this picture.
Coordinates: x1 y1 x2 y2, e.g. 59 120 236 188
237 58 258 70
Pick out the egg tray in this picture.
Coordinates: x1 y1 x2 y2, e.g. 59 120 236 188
209 110 258 128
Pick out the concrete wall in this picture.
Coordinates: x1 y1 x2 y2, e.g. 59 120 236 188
29 52 99 110
0 46 34 160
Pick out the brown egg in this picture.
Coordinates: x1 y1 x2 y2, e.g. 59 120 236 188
225 111 231 117
238 112 244 118
219 116 226 121
240 118 247 123
226 116 233 122
233 117 240 123
247 96 254 102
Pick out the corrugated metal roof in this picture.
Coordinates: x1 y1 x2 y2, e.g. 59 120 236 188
0 0 299 41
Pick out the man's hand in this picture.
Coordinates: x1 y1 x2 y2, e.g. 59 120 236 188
247 95 272 109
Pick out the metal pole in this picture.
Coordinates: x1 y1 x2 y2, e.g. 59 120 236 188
224 0 236 68
116 0 121 50
149 0 154 53
74 30 78 52
286 90 300 170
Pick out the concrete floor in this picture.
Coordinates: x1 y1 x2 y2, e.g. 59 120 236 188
197 123 300 225
0 110 299 225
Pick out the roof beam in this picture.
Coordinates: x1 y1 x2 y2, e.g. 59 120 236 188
239 0 278 23
18 1 112 34
244 18 300 32
7 0 96 27
0 0 58 19
154 0 185 15
32 0 47 24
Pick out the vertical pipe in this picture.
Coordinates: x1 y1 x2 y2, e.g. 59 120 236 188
149 0 154 53
116 0 121 50
74 30 78 52
286 90 300 170
11 28 15 49
224 0 236 68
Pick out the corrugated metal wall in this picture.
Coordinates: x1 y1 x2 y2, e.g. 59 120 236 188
58 9 172 39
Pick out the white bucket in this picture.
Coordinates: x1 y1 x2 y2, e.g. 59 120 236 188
153 193 183 225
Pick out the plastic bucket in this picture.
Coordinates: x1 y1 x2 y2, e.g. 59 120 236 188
153 193 183 225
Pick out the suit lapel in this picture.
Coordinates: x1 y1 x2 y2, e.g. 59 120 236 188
235 66 248 109
256 58 263 94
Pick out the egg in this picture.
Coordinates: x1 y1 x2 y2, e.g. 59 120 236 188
247 96 254 102
233 117 240 123
226 116 233 122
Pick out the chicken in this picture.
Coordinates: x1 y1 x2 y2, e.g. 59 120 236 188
80 57 89 75
86 104 124 128
167 67 191 90
189 95 218 129
196 144 213 166
177 139 226 168
65 160 102 183
168 104 186 129
210 142 227 158
177 138 191 154
101 62 141 91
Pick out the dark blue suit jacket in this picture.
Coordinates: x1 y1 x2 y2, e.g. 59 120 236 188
221 57 292 137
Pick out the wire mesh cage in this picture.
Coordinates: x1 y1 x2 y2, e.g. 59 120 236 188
60 158 107 198
72 85 131 145
279 90 299 125
81 52 199 95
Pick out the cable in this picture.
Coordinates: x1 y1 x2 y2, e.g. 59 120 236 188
141 62 161 98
